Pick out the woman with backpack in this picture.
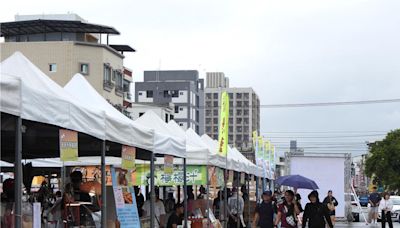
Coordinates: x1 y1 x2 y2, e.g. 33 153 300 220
302 191 333 228
274 190 300 228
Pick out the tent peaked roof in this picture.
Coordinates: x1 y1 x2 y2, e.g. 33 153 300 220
134 110 185 158
167 120 186 138
0 52 105 140
64 73 154 150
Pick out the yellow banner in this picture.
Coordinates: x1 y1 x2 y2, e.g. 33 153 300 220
59 129 78 161
164 155 174 174
121 145 136 170
218 91 229 156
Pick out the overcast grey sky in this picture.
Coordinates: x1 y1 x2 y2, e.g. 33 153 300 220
2 0 400 155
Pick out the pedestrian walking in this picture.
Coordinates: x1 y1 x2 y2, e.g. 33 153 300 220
302 191 333 228
322 190 338 226
228 187 244 228
274 190 300 228
379 192 393 228
369 186 382 225
252 190 277 228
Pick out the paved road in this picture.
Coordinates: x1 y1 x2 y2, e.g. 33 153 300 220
335 222 400 227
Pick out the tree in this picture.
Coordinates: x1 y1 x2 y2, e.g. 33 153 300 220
365 129 400 191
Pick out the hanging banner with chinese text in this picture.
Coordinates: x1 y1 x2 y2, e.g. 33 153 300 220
59 129 78 161
164 155 174 175
218 91 230 156
132 164 207 186
121 145 136 170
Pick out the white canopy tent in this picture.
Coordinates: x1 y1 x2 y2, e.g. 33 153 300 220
134 111 186 158
64 74 154 151
0 52 105 140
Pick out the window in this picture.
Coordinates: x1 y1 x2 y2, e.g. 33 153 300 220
229 126 233 133
138 92 143 96
237 126 242 132
213 93 218 99
213 118 218 124
237 118 242 124
206 126 212 133
244 93 250 99
206 101 212 108
170 115 174 120
103 64 111 81
228 93 233 99
179 91 184 95
49 63 57 72
139 112 145 117
146 90 153 98
80 63 89 75
236 93 242 99
165 114 169 123
163 90 170 98
171 90 179 97
237 110 242 115
236 101 242 107
213 101 218 107
114 70 123 91
179 107 183 111
206 118 212 124
179 123 184 126
213 110 218 116
206 93 212 99
175 106 179 113
229 110 233 116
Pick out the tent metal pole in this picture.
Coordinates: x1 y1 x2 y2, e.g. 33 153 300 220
206 165 210 228
236 172 239 228
247 175 251 227
150 152 155 228
183 158 188 228
224 169 228 228
255 176 259 203
14 117 23 228
101 140 107 228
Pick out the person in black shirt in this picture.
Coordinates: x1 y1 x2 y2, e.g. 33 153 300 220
302 191 333 228
167 203 184 228
252 190 277 228
322 190 339 226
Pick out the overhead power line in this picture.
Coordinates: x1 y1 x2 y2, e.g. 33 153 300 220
200 98 400 109
258 98 400 108
261 133 385 138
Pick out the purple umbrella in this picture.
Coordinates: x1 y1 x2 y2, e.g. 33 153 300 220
276 175 319 190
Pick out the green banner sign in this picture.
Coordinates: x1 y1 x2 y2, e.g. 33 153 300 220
133 164 207 186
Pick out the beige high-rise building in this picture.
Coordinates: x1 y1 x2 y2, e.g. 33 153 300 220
206 72 229 88
204 74 260 161
0 14 135 117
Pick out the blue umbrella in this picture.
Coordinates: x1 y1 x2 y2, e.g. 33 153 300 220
276 175 319 190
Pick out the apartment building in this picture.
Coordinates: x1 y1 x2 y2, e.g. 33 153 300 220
0 14 135 117
135 70 204 134
204 73 260 161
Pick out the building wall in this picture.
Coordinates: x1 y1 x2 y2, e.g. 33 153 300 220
135 71 204 134
0 41 125 106
204 87 260 158
130 104 174 122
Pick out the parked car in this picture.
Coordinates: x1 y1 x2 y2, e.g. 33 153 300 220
345 193 360 222
377 196 400 222
359 195 369 207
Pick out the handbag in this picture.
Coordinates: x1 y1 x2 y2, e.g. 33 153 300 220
284 206 297 226
327 202 335 211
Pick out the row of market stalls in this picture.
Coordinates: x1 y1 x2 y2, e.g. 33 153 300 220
0 52 268 228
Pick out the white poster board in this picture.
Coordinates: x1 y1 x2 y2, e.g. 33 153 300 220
289 156 345 217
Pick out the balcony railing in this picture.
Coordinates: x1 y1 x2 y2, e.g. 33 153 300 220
123 92 133 103
103 80 114 92
115 85 124 97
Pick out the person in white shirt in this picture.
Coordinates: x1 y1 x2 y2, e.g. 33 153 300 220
143 191 166 228
378 192 393 228
227 187 245 228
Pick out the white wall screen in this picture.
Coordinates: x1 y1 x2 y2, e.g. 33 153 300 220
289 156 345 217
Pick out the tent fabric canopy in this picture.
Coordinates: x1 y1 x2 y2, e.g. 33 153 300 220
0 52 106 140
134 111 186 158
64 74 154 151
